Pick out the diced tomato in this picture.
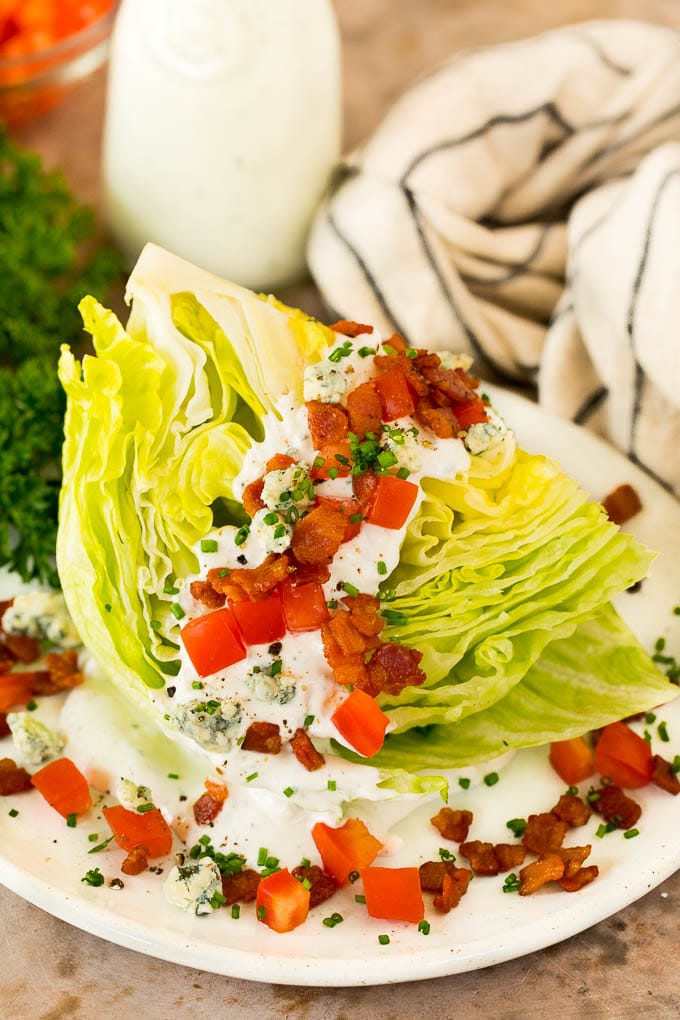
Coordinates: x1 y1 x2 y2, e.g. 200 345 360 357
0 674 34 712
365 474 419 530
593 721 653 789
180 606 246 677
311 817 383 886
373 369 416 421
452 396 488 429
231 591 286 646
310 442 353 480
103 804 173 858
256 868 310 933
31 757 92 818
282 582 330 632
361 866 425 923
549 737 595 785
331 689 389 758
315 496 364 542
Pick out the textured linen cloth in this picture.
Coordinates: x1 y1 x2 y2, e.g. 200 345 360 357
308 21 680 495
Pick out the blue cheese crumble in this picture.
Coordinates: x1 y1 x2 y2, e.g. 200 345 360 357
464 421 505 456
303 362 347 403
3 593 79 648
116 778 154 811
6 712 64 766
163 857 222 915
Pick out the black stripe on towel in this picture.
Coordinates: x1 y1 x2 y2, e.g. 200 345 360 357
326 209 411 341
460 224 557 286
573 386 608 425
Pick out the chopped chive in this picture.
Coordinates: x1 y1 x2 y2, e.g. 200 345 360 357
301 878 312 890
396 467 410 480
671 755 680 774
313 455 325 469
273 524 287 539
645 712 657 724
327 467 339 480
263 511 278 526
8 808 18 818
299 857 311 869
167 773 179 780
283 786 294 798
81 868 105 887
506 818 527 838
257 847 268 866
438 847 455 862
26 699 37 712
357 346 374 358
270 659 283 676
624 828 640 839
382 344 396 356
655 637 666 652
136 803 154 814
257 906 266 920
378 934 390 946
246 772 258 783
377 450 398 469
377 561 388 576
658 721 670 742
327 779 337 792
483 771 499 787
458 777 470 790
88 835 115 854
210 891 227 909
323 912 344 928
342 582 359 597
349 512 363 525
566 785 579 796
674 606 680 616
354 894 366 904
234 526 250 546
218 568 230 578
201 539 218 553
88 833 99 842
149 620 162 631
170 603 185 620
405 348 418 359
264 856 280 870
643 729 652 744
104 603 112 613
163 583 180 595
502 873 521 893
231 904 240 919
192 680 204 690
418 919 431 934
66 812 77 828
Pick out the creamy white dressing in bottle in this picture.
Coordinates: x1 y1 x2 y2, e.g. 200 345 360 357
103 0 341 290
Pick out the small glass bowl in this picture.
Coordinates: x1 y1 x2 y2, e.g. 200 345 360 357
0 7 117 127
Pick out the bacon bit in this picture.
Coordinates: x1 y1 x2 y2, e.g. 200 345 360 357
328 612 368 656
559 865 599 892
333 661 370 689
430 807 473 843
590 784 641 830
290 728 325 772
21 669 60 696
291 505 346 566
352 471 380 511
291 864 337 908
320 623 347 670
552 845 592 879
190 580 226 610
193 792 225 826
522 812 568 854
551 793 592 827
121 844 149 876
418 859 459 892
0 757 32 795
415 401 459 439
0 644 16 674
289 558 332 587
651 754 680 795
328 320 374 337
433 867 472 913
242 477 265 517
204 778 229 803
266 454 296 473
519 854 565 895
221 868 261 905
0 714 9 738
42 649 82 690
419 364 477 406
209 553 291 602
346 382 383 440
342 594 384 637
492 843 527 873
306 400 349 448
241 721 282 755
459 840 499 876
365 642 426 697
602 484 642 526
2 633 40 664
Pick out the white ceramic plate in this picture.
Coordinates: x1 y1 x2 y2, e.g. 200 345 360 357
1 385 679 987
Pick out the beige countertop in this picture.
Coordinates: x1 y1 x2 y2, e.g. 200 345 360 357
3 2 680 1017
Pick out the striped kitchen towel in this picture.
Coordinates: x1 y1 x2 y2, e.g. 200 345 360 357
307 20 680 495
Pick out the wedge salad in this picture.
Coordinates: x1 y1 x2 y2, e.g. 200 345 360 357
1 244 678 934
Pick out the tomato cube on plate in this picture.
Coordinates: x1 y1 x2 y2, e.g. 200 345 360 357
231 591 286 646
180 606 246 677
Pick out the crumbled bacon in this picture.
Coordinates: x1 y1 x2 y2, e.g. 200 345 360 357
590 785 641 830
365 642 426 697
306 401 349 448
342 594 384 637
290 728 325 772
346 382 383 440
651 754 680 796
266 454 296 473
193 792 225 826
221 868 261 905
433 867 472 913
327 612 368 656
0 646 15 674
328 320 374 337
552 845 592 879
241 721 282 755
190 580 226 609
291 864 337 907
415 400 459 439
522 812 568 854
430 807 473 843
242 477 265 517
1 633 39 664
492 843 527 872
602 483 642 526
352 471 380 511
19 669 59 696
0 757 32 796
551 793 592 827
291 504 346 566
559 865 599 892
519 854 565 895
121 844 149 876
459 840 499 876
418 859 459 893
209 553 291 602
